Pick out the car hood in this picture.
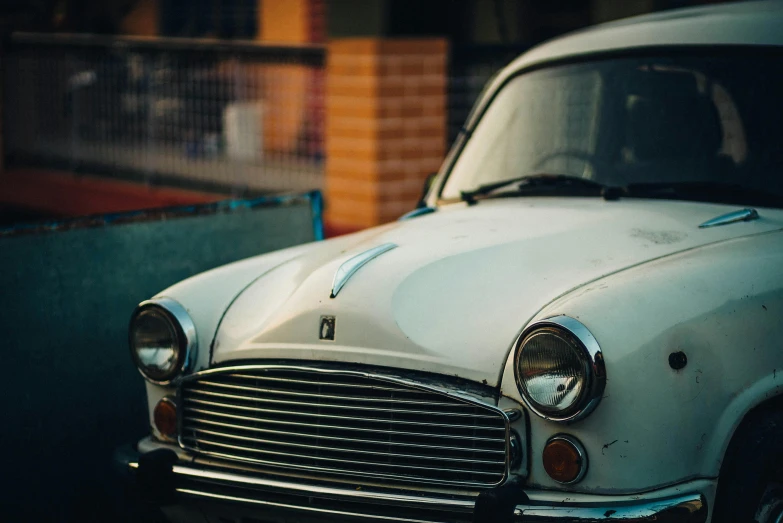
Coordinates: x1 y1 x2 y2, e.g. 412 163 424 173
213 198 783 386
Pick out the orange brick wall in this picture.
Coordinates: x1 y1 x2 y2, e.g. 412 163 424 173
325 38 447 230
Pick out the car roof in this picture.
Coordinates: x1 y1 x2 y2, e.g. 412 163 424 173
509 0 783 73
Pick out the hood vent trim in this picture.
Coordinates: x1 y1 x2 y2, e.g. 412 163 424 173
331 243 397 298
699 208 759 228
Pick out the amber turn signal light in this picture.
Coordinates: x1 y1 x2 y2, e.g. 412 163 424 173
542 435 587 484
154 396 178 440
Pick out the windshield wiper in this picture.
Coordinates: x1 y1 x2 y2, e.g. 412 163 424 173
460 174 612 204
625 181 783 207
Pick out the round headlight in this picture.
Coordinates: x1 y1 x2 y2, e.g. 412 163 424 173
129 299 196 384
514 316 605 422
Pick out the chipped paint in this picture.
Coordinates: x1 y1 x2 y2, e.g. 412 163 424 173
630 228 687 245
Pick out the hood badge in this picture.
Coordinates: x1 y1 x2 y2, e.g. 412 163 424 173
330 243 397 298
319 315 336 341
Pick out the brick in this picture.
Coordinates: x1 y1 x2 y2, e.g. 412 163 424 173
376 127 405 141
328 136 379 162
376 82 406 98
422 57 447 76
399 104 423 119
328 54 377 77
400 58 426 77
327 114 377 130
327 100 378 120
326 177 380 200
422 102 445 118
325 200 379 228
378 177 424 195
326 158 380 181
378 56 403 77
419 157 445 174
416 116 446 132
326 122 378 141
416 82 445 97
378 98 404 118
378 138 411 161
327 76 377 97
377 117 404 131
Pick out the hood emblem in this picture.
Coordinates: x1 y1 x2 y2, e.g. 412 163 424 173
319 315 336 341
330 243 397 298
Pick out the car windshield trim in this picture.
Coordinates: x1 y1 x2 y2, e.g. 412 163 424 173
460 174 611 204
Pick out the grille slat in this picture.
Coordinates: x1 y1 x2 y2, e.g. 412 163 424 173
202 380 479 409
188 437 504 477
184 408 505 444
227 373 431 394
185 427 507 466
184 398 506 432
184 416 507 455
179 367 509 488
187 388 499 419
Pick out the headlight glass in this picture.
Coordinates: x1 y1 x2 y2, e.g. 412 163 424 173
515 317 604 422
130 305 183 383
517 328 587 414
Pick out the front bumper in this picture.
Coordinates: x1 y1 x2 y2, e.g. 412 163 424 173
115 441 709 523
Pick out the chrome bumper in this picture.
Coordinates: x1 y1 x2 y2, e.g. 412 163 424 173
116 445 708 523
514 495 706 521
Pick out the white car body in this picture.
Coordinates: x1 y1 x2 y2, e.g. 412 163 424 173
122 2 783 522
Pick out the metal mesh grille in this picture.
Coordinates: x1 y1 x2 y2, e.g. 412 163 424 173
179 367 508 488
4 35 325 196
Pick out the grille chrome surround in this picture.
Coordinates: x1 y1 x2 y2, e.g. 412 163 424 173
177 365 510 488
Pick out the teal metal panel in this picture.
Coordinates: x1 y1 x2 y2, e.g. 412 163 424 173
0 192 323 521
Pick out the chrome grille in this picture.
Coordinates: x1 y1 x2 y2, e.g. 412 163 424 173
178 366 509 488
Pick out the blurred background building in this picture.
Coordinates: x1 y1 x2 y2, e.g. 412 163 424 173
0 0 730 235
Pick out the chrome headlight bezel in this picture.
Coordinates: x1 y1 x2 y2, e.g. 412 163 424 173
129 298 197 385
514 315 606 423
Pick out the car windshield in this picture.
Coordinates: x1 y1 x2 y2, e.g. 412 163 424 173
440 51 783 207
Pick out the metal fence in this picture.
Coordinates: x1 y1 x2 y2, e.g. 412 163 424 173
3 33 325 195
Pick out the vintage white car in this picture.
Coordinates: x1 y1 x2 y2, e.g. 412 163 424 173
118 2 783 522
